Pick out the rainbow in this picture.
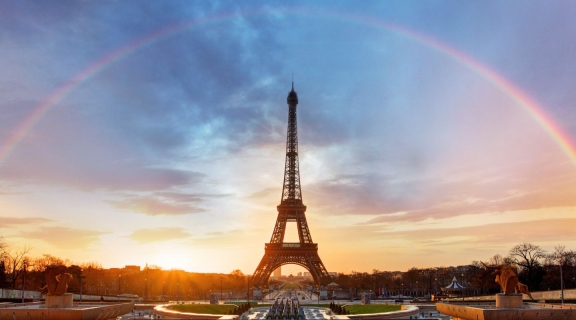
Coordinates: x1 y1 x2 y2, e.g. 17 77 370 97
381 23 576 164
1 8 575 165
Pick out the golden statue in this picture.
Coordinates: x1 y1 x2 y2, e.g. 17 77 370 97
40 265 74 296
481 262 533 299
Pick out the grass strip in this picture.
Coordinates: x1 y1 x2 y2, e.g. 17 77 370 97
343 304 401 314
169 304 237 315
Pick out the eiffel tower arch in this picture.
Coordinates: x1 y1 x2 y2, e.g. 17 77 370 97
252 84 330 288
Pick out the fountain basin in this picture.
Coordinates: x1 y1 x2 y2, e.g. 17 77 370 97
0 301 134 320
437 302 576 320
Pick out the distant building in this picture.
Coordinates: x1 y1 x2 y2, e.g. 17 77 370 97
123 265 141 273
297 272 302 277
274 267 281 277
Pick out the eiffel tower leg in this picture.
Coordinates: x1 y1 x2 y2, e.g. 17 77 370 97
252 253 277 287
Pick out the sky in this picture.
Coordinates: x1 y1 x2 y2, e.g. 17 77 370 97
1 1 576 276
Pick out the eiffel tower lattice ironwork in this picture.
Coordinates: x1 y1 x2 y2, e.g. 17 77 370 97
252 84 330 287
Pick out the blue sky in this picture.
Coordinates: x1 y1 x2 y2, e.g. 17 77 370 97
1 1 576 274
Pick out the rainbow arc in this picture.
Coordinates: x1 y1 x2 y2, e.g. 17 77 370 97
1 9 574 166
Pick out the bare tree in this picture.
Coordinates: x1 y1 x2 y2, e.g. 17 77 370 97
30 254 67 273
489 254 513 266
509 243 545 269
0 237 8 288
0 236 7 257
5 246 32 289
547 245 576 264
508 243 545 289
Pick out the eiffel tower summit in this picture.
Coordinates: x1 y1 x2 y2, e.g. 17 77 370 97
251 84 330 288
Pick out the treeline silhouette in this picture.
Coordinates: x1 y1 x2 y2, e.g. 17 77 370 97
1 242 574 299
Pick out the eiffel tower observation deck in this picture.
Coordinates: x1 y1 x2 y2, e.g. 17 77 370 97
251 84 330 287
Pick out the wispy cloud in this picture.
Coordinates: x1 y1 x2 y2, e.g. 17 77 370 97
108 194 205 216
21 226 107 249
0 216 51 227
371 218 576 247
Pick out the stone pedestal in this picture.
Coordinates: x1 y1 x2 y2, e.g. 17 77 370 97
45 293 73 308
495 293 522 308
209 293 219 304
361 293 371 305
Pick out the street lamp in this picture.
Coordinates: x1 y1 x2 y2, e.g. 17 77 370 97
118 275 122 301
163 282 166 301
144 278 147 302
559 258 565 304
415 281 418 298
21 261 27 303
220 277 223 304
79 268 83 303
428 272 432 299
461 273 465 301
247 276 250 305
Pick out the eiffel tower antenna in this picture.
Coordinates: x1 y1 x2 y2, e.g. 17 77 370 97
252 83 330 288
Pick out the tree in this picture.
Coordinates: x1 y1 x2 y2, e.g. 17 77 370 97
0 236 7 257
229 269 246 290
541 245 576 291
31 254 67 272
468 261 499 295
489 254 512 266
0 260 7 288
508 243 546 289
5 245 32 289
0 236 7 287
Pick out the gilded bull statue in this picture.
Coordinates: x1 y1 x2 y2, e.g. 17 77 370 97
481 261 534 300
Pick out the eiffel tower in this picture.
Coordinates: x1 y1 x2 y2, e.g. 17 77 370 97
252 83 330 287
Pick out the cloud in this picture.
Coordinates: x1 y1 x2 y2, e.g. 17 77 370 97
304 157 576 223
0 153 205 192
128 227 192 243
305 173 448 216
21 226 107 249
155 191 232 202
0 216 51 227
108 194 206 216
372 218 576 247
247 187 277 200
0 3 290 195
106 190 232 216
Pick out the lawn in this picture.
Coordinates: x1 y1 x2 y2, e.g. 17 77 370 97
343 304 401 314
281 283 301 289
169 304 238 315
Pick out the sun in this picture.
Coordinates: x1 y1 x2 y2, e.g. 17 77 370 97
150 251 190 271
